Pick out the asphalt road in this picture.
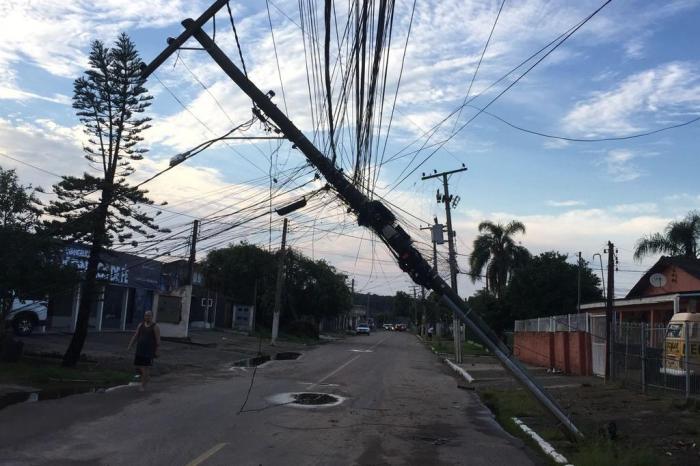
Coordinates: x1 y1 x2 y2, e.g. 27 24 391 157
0 332 538 466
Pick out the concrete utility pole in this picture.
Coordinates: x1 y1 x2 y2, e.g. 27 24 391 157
420 286 426 337
141 13 584 438
422 166 467 363
271 218 288 345
187 219 199 286
421 216 444 274
577 251 582 314
604 241 616 380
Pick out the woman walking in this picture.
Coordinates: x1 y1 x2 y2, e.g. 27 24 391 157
127 310 160 391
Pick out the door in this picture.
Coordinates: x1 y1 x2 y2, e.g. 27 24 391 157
590 314 606 377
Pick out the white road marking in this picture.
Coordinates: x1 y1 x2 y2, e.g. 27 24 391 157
445 358 475 383
349 349 373 353
512 418 572 465
306 334 390 390
186 442 228 466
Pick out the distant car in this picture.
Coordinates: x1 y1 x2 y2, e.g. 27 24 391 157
356 324 371 335
395 323 406 332
383 324 394 331
4 298 48 336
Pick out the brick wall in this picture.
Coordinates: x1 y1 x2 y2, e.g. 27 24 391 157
514 331 592 376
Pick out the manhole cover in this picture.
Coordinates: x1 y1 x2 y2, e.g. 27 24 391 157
292 393 338 405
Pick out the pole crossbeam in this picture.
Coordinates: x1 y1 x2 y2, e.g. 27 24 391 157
141 15 583 440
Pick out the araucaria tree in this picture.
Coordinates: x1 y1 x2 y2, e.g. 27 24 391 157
45 34 164 366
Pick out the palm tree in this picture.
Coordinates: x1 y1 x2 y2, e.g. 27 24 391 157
469 220 530 298
634 211 700 261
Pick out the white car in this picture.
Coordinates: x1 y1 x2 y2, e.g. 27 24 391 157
5 299 48 336
356 324 371 335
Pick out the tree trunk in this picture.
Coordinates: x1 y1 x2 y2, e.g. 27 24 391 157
62 202 109 367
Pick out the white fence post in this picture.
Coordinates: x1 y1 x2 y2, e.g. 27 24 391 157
685 324 691 400
641 323 646 394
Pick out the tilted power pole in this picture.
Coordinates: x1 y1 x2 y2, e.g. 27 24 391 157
140 6 582 439
422 166 467 363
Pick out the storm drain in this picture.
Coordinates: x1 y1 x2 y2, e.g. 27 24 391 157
267 391 346 408
292 393 338 405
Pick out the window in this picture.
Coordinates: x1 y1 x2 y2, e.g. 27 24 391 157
666 323 683 338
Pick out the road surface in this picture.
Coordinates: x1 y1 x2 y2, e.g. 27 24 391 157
0 332 538 465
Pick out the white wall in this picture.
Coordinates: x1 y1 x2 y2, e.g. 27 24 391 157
153 285 191 338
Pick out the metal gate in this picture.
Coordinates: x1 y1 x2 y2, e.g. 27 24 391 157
590 315 606 377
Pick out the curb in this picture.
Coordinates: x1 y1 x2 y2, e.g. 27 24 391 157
512 417 572 465
444 358 475 383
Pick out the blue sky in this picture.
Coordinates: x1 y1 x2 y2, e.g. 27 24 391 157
1 0 699 299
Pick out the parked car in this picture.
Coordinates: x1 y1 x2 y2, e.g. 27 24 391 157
4 299 48 336
356 323 371 335
394 323 406 332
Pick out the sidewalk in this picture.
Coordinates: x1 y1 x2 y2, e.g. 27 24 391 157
434 341 700 465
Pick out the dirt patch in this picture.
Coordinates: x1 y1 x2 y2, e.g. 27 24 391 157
475 373 700 465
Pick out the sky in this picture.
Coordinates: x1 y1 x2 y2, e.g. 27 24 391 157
1 0 699 302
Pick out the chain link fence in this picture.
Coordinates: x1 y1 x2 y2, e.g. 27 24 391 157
613 322 700 398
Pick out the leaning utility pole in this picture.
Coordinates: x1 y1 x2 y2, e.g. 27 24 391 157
422 166 467 363
271 218 288 346
141 7 582 438
604 241 616 380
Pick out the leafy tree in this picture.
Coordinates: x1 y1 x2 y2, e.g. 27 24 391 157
393 291 412 317
0 167 41 228
0 167 78 337
45 34 165 366
202 244 351 330
468 220 530 298
285 252 351 324
634 211 700 261
467 289 513 336
505 251 603 324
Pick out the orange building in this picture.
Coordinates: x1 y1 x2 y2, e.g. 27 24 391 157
581 256 700 326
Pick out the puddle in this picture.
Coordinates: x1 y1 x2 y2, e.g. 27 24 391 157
231 352 301 367
0 386 101 411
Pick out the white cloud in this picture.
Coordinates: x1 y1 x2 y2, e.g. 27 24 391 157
563 62 700 136
547 200 585 207
598 149 645 182
611 203 658 214
624 37 645 59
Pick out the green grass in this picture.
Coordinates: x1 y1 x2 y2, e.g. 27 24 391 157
477 388 662 466
570 441 659 466
0 357 132 388
429 338 489 356
463 340 489 356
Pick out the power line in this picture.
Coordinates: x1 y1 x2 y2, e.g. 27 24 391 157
388 0 614 192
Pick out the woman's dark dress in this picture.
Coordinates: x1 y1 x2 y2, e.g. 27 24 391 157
134 323 157 367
